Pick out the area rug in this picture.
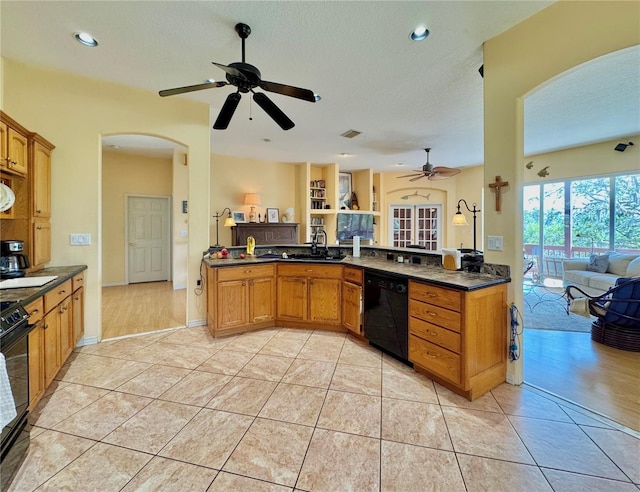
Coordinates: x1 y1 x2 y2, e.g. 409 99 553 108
522 285 593 333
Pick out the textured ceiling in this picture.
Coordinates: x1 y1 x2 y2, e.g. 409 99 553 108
2 1 638 171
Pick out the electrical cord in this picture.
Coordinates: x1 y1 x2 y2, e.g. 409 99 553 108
509 303 522 361
195 258 206 296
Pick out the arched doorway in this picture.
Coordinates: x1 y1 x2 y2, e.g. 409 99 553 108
101 134 189 339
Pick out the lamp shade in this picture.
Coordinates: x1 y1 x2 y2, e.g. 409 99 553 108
244 193 261 205
452 212 469 226
224 217 236 227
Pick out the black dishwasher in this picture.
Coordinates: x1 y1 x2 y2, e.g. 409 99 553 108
363 271 410 364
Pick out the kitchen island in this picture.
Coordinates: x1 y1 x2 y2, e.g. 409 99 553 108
204 246 509 400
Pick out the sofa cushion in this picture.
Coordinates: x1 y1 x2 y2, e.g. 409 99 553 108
588 274 618 293
564 270 596 287
627 256 640 276
607 253 636 276
587 254 609 273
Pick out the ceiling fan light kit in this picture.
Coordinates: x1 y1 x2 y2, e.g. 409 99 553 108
159 22 316 130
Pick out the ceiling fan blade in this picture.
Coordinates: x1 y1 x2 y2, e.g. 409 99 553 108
259 80 316 102
253 92 295 130
397 173 423 178
159 81 227 97
409 175 427 182
213 92 242 130
431 167 461 178
212 62 248 81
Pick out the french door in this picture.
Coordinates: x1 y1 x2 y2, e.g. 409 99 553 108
389 204 442 250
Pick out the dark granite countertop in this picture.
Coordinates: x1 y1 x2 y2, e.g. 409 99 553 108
203 255 509 291
0 265 87 305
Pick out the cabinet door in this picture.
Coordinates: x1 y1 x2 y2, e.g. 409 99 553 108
32 141 51 218
277 276 307 321
309 278 341 324
73 287 84 345
43 310 60 387
342 281 362 333
28 321 45 411
32 219 51 267
217 279 247 330
0 122 7 171
7 128 28 176
59 297 74 362
249 276 275 323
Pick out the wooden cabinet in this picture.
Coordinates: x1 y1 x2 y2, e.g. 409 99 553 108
0 113 29 176
71 272 85 346
209 264 276 336
231 223 299 246
0 122 7 172
342 267 363 334
31 138 52 218
408 280 507 400
32 219 51 267
277 263 342 327
26 298 44 411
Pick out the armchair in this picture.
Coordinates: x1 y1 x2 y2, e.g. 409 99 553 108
565 277 640 351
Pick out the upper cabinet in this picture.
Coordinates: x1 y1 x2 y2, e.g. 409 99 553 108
0 113 29 177
0 111 54 271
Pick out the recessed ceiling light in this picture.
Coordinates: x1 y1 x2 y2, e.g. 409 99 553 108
395 163 406 167
340 153 351 157
74 32 98 47
263 138 271 143
410 25 429 42
314 94 322 102
205 79 216 84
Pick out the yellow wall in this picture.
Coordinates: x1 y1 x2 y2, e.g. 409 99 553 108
524 135 640 184
2 59 211 341
483 1 639 383
172 149 189 289
102 151 173 286
210 154 299 246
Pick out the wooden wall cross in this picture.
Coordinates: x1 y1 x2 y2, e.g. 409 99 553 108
488 175 509 211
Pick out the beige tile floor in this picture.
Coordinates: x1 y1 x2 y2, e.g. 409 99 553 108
8 327 640 491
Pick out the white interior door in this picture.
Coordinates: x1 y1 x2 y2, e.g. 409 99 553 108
127 195 171 284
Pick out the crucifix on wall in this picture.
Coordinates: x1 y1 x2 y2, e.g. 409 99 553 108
488 175 509 211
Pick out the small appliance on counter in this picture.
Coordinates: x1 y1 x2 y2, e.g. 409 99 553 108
441 248 462 270
0 240 30 279
459 249 484 272
246 236 256 256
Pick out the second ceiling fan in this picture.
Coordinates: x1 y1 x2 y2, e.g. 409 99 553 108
159 23 317 130
397 148 461 181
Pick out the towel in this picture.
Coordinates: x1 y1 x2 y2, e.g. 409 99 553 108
0 353 17 428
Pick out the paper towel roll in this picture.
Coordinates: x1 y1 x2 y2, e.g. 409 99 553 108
353 235 360 257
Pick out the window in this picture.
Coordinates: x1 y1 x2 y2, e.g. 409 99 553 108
390 204 441 250
523 172 640 278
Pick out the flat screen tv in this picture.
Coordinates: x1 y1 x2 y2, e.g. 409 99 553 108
336 213 374 241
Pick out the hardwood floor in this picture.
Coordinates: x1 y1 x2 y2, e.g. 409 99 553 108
524 328 640 431
102 282 186 340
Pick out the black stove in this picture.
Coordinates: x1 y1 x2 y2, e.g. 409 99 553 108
0 301 28 339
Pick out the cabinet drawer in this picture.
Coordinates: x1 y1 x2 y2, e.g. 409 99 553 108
409 300 461 332
409 281 461 312
72 272 84 291
343 266 363 285
409 317 460 353
409 334 461 384
217 264 274 282
278 263 343 279
24 298 44 324
44 279 72 313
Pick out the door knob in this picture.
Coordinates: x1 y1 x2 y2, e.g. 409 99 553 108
129 243 136 247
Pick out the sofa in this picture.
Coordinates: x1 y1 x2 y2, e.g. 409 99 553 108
562 252 640 296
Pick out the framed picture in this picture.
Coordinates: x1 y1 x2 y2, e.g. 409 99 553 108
338 172 352 209
267 208 279 223
232 211 246 223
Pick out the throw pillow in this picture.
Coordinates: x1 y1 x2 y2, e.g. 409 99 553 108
587 254 609 273
627 256 640 276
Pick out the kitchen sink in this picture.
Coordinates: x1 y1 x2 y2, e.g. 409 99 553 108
284 253 345 261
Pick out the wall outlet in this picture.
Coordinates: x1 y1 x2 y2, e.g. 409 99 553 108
70 233 91 245
487 235 503 251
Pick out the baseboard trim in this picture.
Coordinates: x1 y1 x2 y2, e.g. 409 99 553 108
77 336 99 347
188 319 207 328
102 282 127 287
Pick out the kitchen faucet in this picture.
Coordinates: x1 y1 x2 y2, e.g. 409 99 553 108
312 229 328 256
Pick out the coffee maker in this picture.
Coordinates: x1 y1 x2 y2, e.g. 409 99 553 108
0 240 30 278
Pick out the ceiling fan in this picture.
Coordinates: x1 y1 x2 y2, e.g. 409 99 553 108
159 23 317 131
397 148 461 181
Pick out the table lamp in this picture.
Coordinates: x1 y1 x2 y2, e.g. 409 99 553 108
244 193 261 223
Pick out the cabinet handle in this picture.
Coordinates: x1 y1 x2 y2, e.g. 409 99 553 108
429 331 438 337
244 270 252 274
426 351 439 359
37 226 42 230
59 289 66 294
31 309 39 314
249 280 254 286
36 209 42 213
43 324 48 330
426 293 438 298
427 312 437 317
74 296 79 301
305 269 313 272
242 282 246 286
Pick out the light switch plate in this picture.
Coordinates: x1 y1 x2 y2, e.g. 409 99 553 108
487 235 503 251
70 233 91 245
